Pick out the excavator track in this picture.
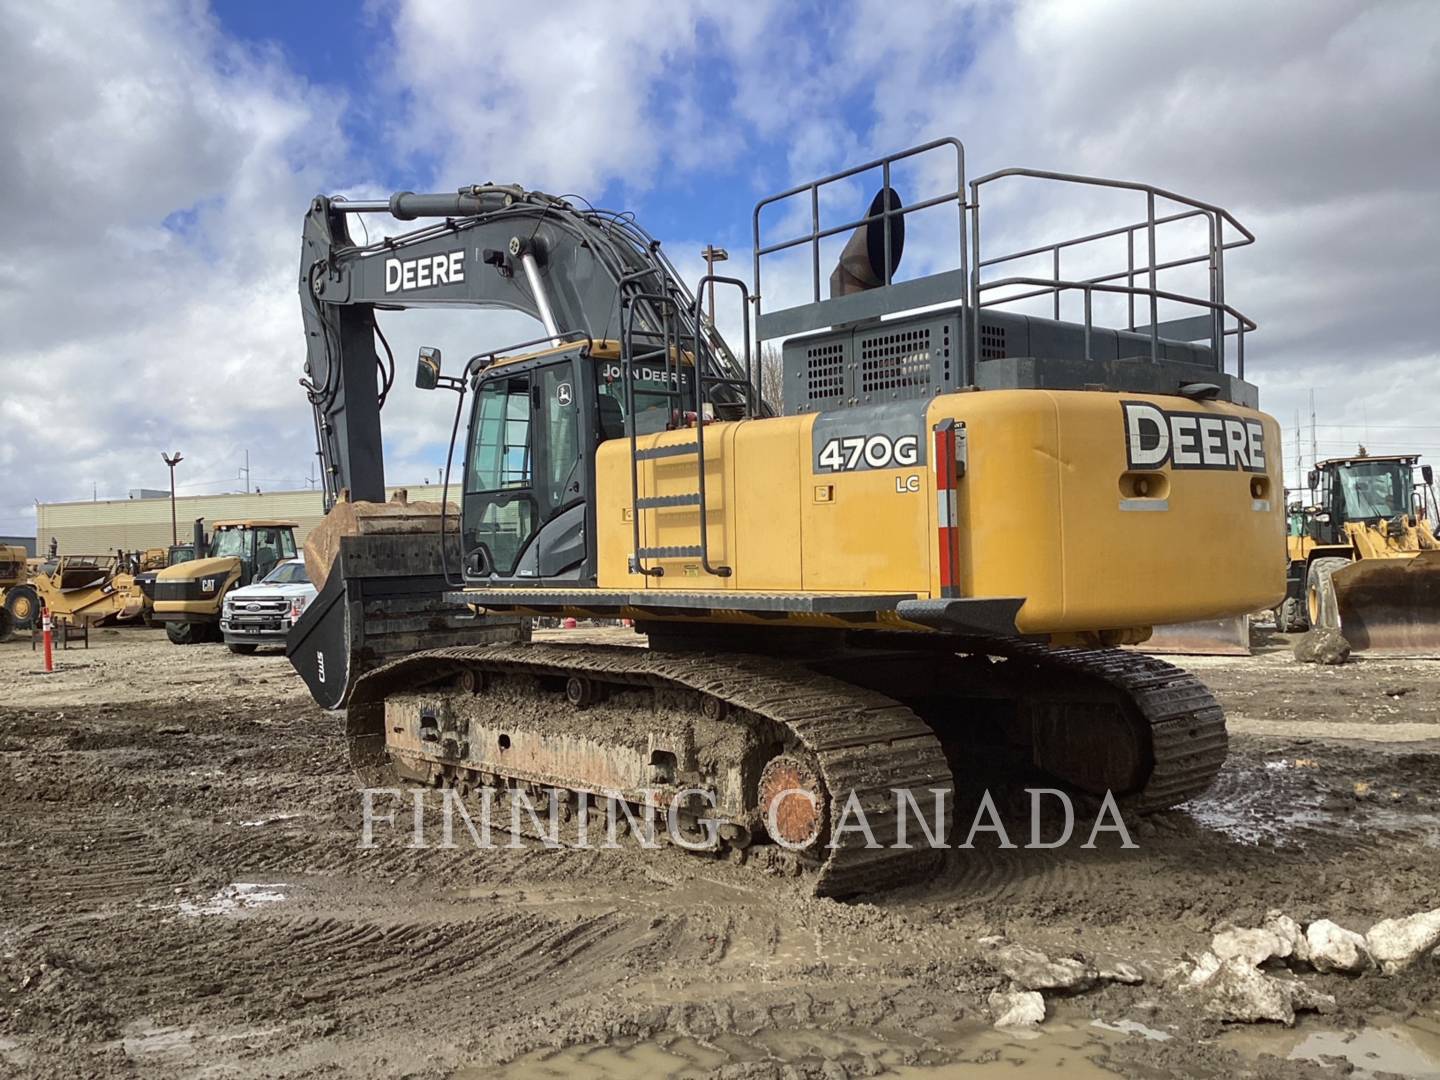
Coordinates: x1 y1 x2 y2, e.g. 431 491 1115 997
346 637 1226 898
941 636 1229 812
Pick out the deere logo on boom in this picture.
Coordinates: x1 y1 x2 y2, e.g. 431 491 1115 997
1122 401 1266 473
384 250 465 292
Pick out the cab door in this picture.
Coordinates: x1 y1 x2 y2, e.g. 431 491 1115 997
462 356 589 582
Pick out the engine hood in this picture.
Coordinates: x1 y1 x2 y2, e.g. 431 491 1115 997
228 581 315 602
157 556 240 582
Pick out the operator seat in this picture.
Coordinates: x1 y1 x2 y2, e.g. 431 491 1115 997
598 395 626 441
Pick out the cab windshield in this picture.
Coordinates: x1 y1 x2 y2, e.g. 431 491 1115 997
262 561 310 585
1337 461 1412 520
211 529 248 559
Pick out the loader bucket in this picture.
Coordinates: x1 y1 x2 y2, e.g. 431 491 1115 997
1133 615 1251 656
1333 550 1440 656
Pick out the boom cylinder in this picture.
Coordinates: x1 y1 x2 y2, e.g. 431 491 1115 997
331 188 521 219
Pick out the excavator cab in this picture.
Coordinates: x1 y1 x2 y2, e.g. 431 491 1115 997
418 339 706 586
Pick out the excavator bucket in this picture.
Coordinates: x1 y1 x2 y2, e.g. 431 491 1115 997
287 495 528 709
1134 616 1252 656
1332 550 1440 655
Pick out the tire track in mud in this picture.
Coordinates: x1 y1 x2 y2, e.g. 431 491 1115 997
0 816 174 913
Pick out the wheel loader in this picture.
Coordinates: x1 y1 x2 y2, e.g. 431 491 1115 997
1276 453 1440 654
0 545 32 641
286 137 1284 896
151 518 299 644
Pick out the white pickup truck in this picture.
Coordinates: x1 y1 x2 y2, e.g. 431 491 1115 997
220 558 316 654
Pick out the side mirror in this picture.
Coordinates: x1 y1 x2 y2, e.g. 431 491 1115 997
1424 464 1434 486
416 346 442 390
1307 468 1319 491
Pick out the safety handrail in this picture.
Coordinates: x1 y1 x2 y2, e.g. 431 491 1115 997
752 138 968 343
978 275 1255 378
968 166 1256 383
751 139 1259 389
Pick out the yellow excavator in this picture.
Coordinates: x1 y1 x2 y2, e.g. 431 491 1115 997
287 139 1283 896
152 518 299 644
1275 453 1440 653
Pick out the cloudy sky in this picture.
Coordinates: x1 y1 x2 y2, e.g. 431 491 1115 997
2 0 1437 537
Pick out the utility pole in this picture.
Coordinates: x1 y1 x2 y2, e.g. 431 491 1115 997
1309 389 1317 485
161 452 183 545
1296 408 1307 498
239 449 250 493
700 245 729 321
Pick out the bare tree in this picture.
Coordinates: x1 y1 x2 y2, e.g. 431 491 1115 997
758 343 784 413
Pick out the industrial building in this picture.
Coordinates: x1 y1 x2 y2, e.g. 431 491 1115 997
35 484 444 555
0 535 36 557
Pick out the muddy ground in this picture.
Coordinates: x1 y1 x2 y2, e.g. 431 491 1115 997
1 626 1438 1078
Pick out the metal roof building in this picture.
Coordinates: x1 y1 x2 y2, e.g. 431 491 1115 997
1 535 36 557
36 485 443 556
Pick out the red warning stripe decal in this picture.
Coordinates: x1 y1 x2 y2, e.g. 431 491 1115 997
934 420 961 598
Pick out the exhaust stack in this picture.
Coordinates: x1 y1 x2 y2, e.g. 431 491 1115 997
829 187 905 298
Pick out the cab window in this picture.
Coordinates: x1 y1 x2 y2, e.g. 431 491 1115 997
253 528 286 579
466 374 536 574
539 365 579 514
596 360 689 438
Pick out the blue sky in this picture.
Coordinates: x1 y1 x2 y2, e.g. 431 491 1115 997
2 1 1438 535
208 0 956 250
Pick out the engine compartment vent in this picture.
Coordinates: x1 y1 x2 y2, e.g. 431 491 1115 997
859 327 931 393
806 341 846 399
980 323 1007 360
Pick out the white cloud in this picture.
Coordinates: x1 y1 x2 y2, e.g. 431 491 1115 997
0 1 355 532
840 0 1440 481
3 0 1437 540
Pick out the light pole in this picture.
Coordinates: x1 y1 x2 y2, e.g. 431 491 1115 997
161 452 183 546
700 245 729 322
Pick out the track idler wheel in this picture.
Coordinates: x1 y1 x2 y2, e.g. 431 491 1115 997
758 754 826 852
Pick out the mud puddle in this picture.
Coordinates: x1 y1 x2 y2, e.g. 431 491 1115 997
1224 1014 1440 1078
1185 749 1440 848
486 1015 1440 1080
